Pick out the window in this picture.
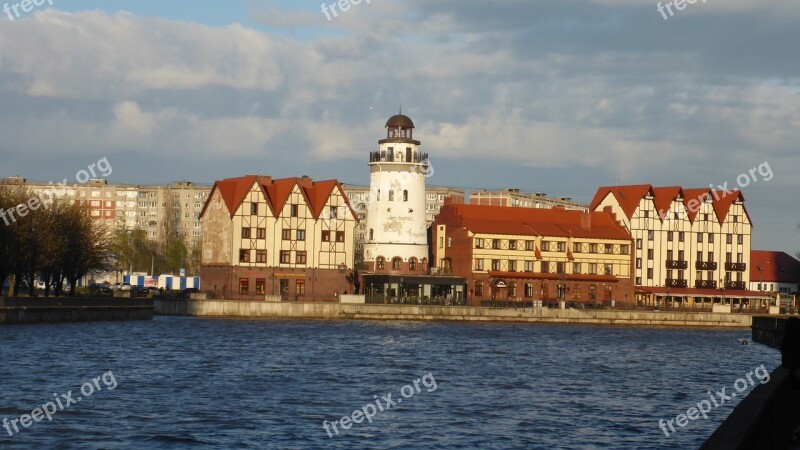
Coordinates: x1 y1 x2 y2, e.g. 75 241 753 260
636 277 642 285
679 232 685 242
509 283 517 298
491 259 501 271
329 206 338 220
296 230 306 241
492 239 502 250
636 258 642 269
409 258 417 270
678 250 684 261
620 245 629 254
556 262 566 274
667 250 674 261
636 239 642 250
336 231 345 242
541 241 551 251
526 241 535 251
392 257 402 270
737 253 743 263
296 251 307 265
542 261 551 273
644 211 650 218
475 282 484 296
648 249 654 260
647 268 654 279
377 189 381 201
475 238 484 249
403 190 408 202
255 279 266 294
509 240 517 250
588 263 597 275
256 250 267 263
282 229 291 240
239 249 250 262
280 250 291 264
368 229 374 241
388 190 394 201
726 252 732 263
509 260 517 272
604 264 613 275
604 244 613 254
708 251 714 262
242 227 251 239
525 283 534 298
290 204 298 217
474 258 484 271
709 233 715 243
589 243 598 253
251 203 258 215
573 243 581 253
667 232 673 242
524 261 533 272
377 257 385 270
588 285 597 300
256 228 266 239
697 233 704 243
557 242 566 252
322 230 331 241
296 280 305 296
239 278 249 294
726 234 732 244
573 263 581 274
737 235 743 245
697 251 703 262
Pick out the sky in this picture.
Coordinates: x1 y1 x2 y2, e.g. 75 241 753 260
0 0 798 252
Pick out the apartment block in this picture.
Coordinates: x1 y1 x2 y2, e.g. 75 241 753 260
469 188 586 211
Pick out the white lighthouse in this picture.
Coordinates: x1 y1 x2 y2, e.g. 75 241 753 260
363 113 430 274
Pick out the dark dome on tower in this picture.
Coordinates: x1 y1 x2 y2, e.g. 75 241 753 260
385 114 415 129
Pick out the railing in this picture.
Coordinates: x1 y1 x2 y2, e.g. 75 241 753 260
695 280 718 289
665 260 688 269
368 151 430 163
726 281 747 290
665 278 688 288
725 262 747 272
696 261 718 270
365 295 466 306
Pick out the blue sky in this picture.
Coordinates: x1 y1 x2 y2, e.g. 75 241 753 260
1 0 799 252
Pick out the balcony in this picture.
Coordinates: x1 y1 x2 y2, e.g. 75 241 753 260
725 281 747 290
695 280 717 289
666 260 688 270
696 261 717 271
369 151 429 164
666 278 688 288
725 262 747 272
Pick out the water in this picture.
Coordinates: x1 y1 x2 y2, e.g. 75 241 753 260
0 317 779 449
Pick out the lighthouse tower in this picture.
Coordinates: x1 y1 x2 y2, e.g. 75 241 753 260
363 113 430 274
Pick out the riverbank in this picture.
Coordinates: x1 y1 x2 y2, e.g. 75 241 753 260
0 297 154 324
155 299 752 327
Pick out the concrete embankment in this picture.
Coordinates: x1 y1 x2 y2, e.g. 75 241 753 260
155 299 751 327
0 297 154 324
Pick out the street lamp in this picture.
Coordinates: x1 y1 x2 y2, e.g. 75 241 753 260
338 262 347 302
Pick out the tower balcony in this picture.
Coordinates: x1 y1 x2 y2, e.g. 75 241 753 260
725 262 747 272
696 261 717 270
665 278 687 288
369 151 429 164
665 260 688 270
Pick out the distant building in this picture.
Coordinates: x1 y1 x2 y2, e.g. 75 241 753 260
199 175 357 301
590 185 767 308
432 203 634 307
469 188 586 211
749 251 800 295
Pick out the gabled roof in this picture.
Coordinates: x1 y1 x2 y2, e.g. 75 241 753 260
681 188 712 222
589 185 652 219
200 175 356 221
437 204 632 241
651 186 682 221
750 251 800 284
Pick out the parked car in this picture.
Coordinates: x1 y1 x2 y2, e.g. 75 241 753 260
131 286 149 296
88 283 113 296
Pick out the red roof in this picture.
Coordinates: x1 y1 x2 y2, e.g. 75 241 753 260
200 175 356 220
436 204 632 241
590 185 751 225
750 251 800 283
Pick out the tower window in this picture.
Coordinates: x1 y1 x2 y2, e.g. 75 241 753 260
403 190 408 202
369 229 374 240
377 189 381 201
388 190 394 201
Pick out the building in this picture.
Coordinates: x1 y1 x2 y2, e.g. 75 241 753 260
359 114 466 303
469 188 587 211
590 185 768 308
342 183 465 268
432 203 634 307
199 175 357 301
749 251 800 296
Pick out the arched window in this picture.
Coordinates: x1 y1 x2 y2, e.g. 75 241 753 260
509 283 517 298
421 258 428 271
588 284 597 300
403 190 408 202
409 257 417 270
376 257 385 270
525 283 534 298
475 281 484 296
392 257 402 270
388 190 394 201
369 229 374 240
